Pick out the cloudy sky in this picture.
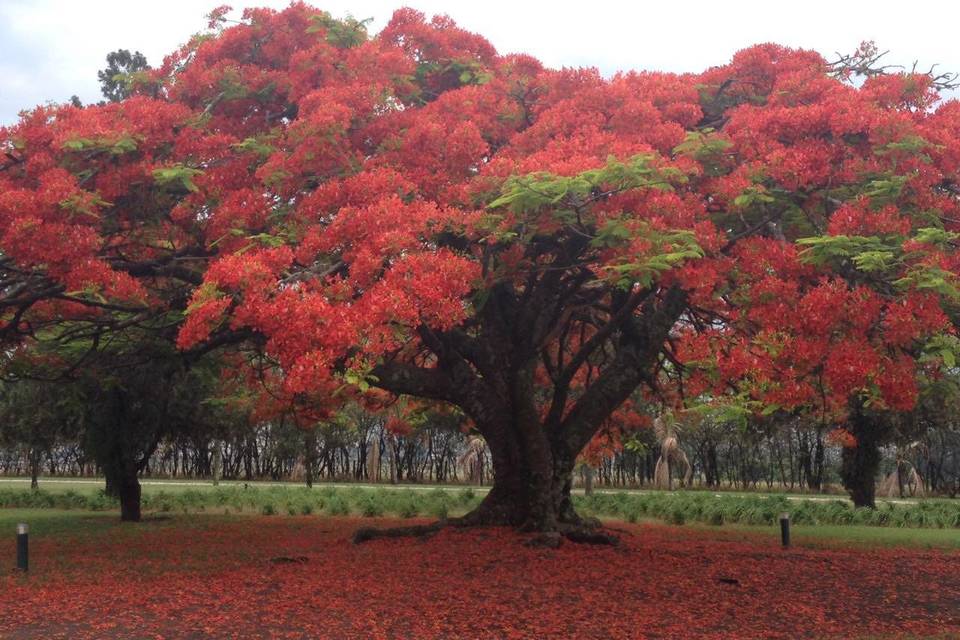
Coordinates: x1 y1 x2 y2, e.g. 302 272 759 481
2 0 959 125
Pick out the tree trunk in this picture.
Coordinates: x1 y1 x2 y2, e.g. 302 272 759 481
211 442 223 487
811 430 825 491
705 442 719 488
244 435 254 481
304 430 317 488
457 429 581 532
840 408 885 509
118 473 142 522
388 436 398 485
104 469 116 498
29 448 41 490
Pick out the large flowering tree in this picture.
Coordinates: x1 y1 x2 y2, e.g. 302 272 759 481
2 6 959 532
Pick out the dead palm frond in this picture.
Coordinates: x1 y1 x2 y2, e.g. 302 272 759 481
880 462 925 498
458 436 487 485
653 416 692 490
881 441 926 498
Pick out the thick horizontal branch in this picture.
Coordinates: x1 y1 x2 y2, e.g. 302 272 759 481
370 361 455 402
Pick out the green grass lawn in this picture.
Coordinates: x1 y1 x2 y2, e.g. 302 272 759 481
1 508 957 552
686 521 960 550
0 508 117 539
1 478 955 531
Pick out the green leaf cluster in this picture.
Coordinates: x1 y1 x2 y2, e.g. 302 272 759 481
922 334 960 369
863 174 910 206
874 135 938 164
672 129 732 176
797 235 900 272
152 164 204 193
487 155 683 214
894 264 960 300
233 136 275 159
602 226 703 288
62 135 140 156
307 13 371 48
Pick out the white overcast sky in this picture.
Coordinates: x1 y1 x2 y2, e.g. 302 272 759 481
2 0 959 125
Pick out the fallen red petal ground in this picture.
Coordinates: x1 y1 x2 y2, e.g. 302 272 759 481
1 517 957 639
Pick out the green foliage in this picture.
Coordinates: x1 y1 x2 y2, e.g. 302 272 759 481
487 155 683 214
873 135 936 162
483 156 700 287
797 226 960 299
600 225 703 288
894 264 960 300
307 12 372 48
324 493 350 516
97 49 150 102
63 135 140 156
686 395 769 430
4 485 957 530
672 129 732 176
912 227 960 247
732 186 776 210
152 164 204 193
797 234 898 269
232 136 276 159
863 174 911 205
573 491 960 529
359 492 386 517
921 334 960 370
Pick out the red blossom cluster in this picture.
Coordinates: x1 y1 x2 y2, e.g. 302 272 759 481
2 3 960 471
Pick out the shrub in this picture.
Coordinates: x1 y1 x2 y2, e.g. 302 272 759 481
428 499 449 520
324 494 350 516
360 494 385 518
667 507 686 526
397 499 419 519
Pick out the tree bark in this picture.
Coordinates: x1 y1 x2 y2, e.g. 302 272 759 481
118 473 142 522
304 430 317 488
362 285 687 542
840 408 885 509
212 442 223 487
705 442 719 488
29 448 41 490
453 426 583 532
811 430 825 491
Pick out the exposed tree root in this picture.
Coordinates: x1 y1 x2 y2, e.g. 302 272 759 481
353 514 620 547
352 519 448 544
524 531 563 548
558 525 619 546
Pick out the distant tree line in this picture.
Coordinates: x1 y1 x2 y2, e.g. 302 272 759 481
2 380 956 498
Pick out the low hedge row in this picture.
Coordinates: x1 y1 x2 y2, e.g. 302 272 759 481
2 485 958 528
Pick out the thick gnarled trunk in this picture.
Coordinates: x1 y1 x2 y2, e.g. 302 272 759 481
458 416 581 532
361 286 688 544
464 459 578 529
